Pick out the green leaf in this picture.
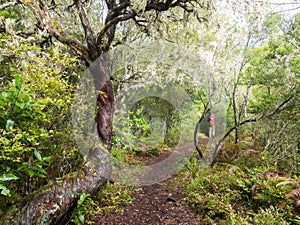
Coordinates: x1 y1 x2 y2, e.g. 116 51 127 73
79 214 85 223
0 184 10 196
23 94 30 103
34 173 47 178
0 173 19 182
0 97 5 106
5 119 14 130
15 102 24 109
41 156 52 163
27 170 35 177
34 149 42 161
33 165 47 175
78 194 87 205
15 75 22 89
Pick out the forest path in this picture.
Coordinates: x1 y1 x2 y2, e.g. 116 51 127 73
91 138 210 225
91 176 206 225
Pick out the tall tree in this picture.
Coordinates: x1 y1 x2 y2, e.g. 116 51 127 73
10 0 212 149
0 0 213 223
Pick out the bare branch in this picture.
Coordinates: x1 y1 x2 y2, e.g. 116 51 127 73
105 0 116 10
270 2 300 6
0 0 19 10
210 92 296 166
272 6 300 15
97 11 136 46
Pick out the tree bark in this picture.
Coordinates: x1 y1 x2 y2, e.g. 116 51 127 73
96 79 115 149
88 55 115 150
1 163 109 225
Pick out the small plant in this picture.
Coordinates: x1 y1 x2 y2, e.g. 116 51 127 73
96 181 133 214
0 173 18 196
226 206 291 225
0 75 50 198
0 38 81 211
69 193 100 225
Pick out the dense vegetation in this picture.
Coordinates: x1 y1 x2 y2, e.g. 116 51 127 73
0 0 299 224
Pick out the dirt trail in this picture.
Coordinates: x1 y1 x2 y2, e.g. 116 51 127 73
92 138 209 225
92 177 206 225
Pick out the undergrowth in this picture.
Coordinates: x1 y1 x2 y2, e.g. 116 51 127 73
183 151 300 224
69 181 133 225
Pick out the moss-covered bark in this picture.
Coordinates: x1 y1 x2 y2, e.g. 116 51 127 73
1 164 107 225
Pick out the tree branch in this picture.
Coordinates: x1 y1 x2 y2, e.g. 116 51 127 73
21 0 91 64
210 92 296 166
270 2 300 6
194 102 210 158
97 0 212 52
272 6 300 15
145 0 181 11
74 0 98 59
97 11 136 47
0 0 19 10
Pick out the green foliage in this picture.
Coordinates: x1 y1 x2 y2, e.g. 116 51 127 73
0 75 51 198
0 173 18 196
96 182 133 214
240 13 299 116
242 39 297 113
227 206 291 225
235 14 300 177
112 96 181 159
184 158 298 223
0 2 298 224
69 182 133 224
69 193 100 225
0 5 21 20
0 34 82 209
129 109 151 140
0 75 41 130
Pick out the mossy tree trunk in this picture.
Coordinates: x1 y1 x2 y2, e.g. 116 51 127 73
1 165 108 225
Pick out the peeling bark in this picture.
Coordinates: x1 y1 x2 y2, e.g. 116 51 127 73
96 80 115 149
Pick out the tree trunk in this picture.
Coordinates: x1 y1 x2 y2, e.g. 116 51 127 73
96 79 114 150
1 163 109 225
89 54 115 149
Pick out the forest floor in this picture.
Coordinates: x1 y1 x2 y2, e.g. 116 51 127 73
92 176 206 225
91 138 209 225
